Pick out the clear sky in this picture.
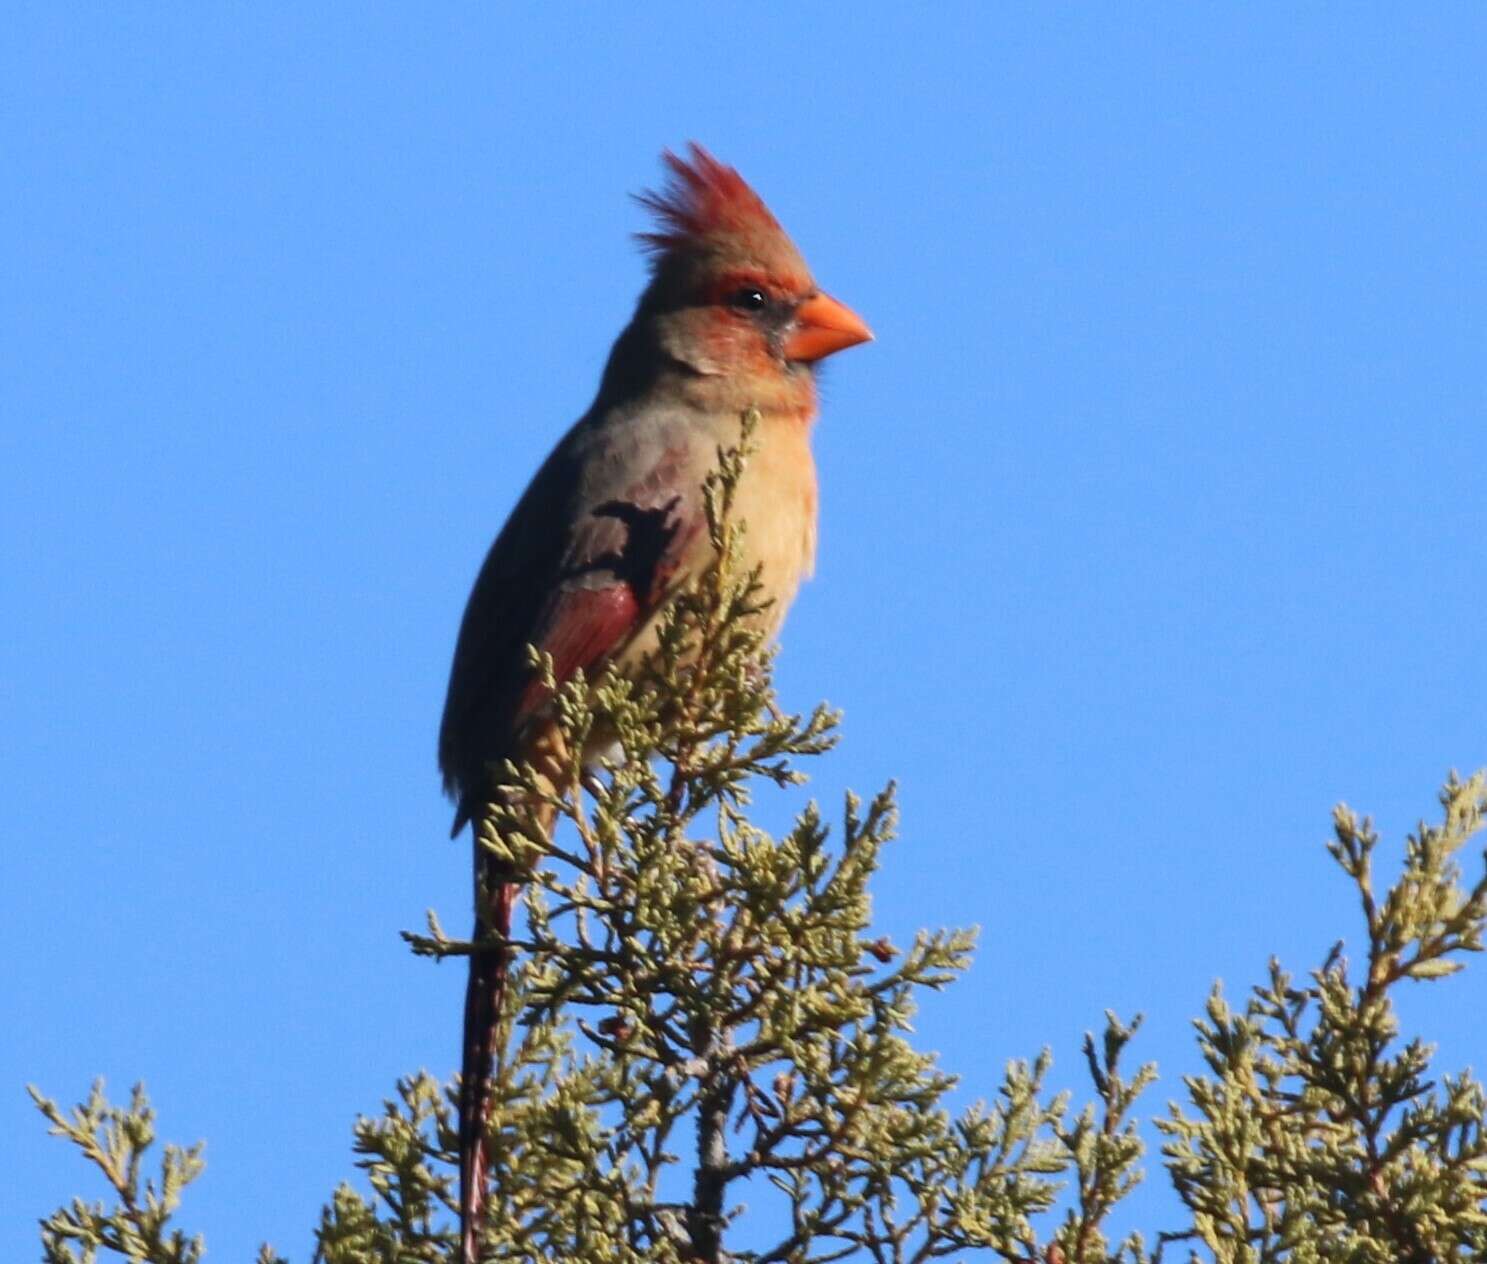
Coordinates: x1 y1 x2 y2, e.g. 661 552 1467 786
5 4 1486 1256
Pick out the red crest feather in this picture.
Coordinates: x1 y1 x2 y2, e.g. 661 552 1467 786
635 143 786 258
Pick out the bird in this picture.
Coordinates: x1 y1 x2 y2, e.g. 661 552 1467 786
437 143 871 1264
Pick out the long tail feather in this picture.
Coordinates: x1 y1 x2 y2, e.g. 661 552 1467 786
458 846 518 1264
458 730 566 1263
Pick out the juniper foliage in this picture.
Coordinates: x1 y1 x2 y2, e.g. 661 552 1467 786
1156 774 1487 1263
29 420 1487 1263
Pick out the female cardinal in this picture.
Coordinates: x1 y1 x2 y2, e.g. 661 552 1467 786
438 144 871 1263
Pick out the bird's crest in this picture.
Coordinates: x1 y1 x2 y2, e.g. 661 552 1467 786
635 144 790 262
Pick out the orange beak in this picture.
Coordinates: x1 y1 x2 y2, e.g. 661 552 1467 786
781 292 873 363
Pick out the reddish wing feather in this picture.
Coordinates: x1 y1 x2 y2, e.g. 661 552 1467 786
510 441 706 731
514 582 642 727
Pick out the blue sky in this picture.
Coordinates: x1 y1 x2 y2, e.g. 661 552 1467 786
5 4 1486 1256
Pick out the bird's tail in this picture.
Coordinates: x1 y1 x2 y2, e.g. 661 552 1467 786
458 846 519 1264
458 727 568 1263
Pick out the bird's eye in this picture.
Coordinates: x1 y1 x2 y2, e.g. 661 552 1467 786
729 287 767 311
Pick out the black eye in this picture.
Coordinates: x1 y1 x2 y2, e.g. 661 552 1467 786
729 287 767 311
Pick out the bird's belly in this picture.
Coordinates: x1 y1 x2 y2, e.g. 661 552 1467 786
729 418 819 622
611 418 817 671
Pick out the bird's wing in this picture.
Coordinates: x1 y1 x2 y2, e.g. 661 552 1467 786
439 420 707 831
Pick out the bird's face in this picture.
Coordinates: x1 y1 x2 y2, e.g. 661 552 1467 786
702 264 873 371
650 252 872 398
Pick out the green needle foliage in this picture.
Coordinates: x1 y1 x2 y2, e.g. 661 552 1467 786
29 1080 208 1264
1157 775 1487 1263
29 419 1487 1263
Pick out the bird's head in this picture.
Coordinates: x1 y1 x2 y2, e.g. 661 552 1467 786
631 145 871 404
